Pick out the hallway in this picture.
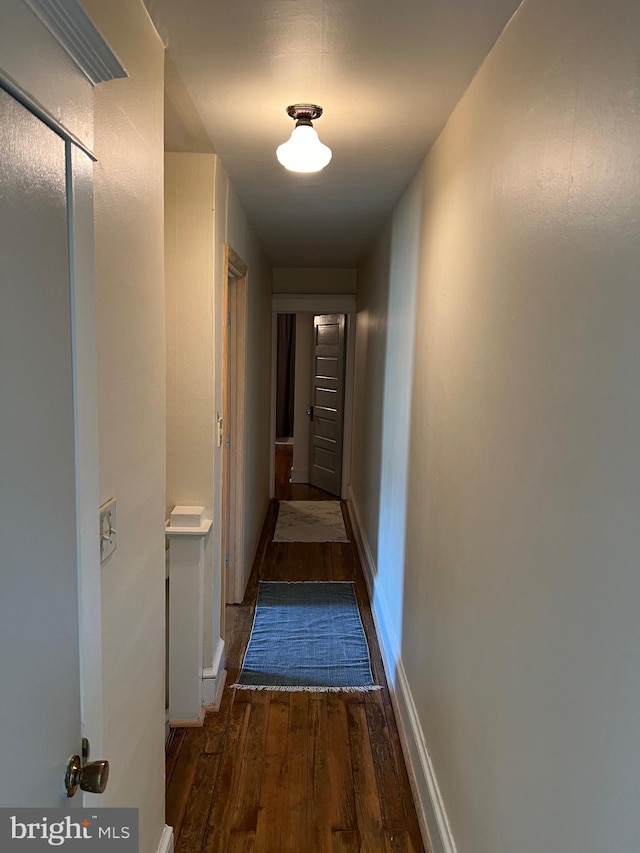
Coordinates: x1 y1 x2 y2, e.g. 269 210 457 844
165 467 425 852
5 0 638 848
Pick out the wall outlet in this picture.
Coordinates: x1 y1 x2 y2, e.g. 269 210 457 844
99 498 117 563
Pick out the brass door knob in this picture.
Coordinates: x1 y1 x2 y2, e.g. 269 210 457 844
65 739 109 797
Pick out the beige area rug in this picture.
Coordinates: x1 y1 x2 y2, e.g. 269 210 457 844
273 500 349 543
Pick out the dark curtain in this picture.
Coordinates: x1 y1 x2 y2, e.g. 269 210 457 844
276 313 296 439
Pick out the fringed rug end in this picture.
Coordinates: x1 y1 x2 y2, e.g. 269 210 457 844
229 683 382 693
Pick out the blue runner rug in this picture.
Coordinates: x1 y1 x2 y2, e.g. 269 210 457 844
231 581 380 692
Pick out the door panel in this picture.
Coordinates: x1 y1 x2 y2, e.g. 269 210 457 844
308 314 346 496
314 416 338 441
316 322 340 346
0 88 82 805
315 386 338 410
315 355 339 378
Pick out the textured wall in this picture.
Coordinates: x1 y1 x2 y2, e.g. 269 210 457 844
82 2 167 851
352 0 640 850
0 0 94 145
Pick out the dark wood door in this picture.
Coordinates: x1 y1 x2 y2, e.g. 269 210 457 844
308 314 346 496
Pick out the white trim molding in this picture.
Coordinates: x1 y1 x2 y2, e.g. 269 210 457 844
347 487 458 853
23 0 127 84
202 637 226 709
156 825 174 853
0 67 96 160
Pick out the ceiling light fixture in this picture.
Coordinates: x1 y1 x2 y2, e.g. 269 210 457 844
276 104 332 173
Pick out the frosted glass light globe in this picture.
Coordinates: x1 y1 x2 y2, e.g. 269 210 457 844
276 124 332 173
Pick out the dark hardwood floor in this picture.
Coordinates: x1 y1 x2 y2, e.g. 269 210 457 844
274 443 337 501
274 442 294 491
165 455 426 852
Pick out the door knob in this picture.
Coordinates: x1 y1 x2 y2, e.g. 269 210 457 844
65 738 109 797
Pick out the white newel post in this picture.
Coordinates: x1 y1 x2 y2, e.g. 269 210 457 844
166 505 212 726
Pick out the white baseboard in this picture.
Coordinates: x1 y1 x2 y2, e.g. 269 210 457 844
203 669 227 711
156 824 173 853
290 467 309 484
346 488 457 853
202 637 226 706
169 706 205 728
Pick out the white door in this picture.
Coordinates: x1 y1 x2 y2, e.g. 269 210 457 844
308 313 347 496
0 87 85 805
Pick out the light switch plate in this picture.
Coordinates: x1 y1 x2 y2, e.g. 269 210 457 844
99 498 117 563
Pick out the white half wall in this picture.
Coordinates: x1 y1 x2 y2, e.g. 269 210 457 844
0 0 94 145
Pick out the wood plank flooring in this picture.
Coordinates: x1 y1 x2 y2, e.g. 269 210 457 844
274 443 335 502
166 470 426 853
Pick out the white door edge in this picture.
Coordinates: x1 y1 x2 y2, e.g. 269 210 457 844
68 143 104 764
156 825 174 853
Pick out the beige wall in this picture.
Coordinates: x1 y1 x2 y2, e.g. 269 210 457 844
226 180 273 591
82 2 167 851
165 153 215 518
166 155 272 655
273 267 356 294
351 1 640 851
165 152 216 660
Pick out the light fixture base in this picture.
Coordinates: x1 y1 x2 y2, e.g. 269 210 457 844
277 103 332 172
286 104 323 123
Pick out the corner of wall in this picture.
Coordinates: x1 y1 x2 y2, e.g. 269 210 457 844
156 825 173 853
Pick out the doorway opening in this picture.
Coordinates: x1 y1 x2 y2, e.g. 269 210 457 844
271 298 356 501
275 313 296 443
308 313 347 496
274 312 296 494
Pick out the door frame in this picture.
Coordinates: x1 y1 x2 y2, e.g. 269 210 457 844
222 244 248 606
270 294 356 500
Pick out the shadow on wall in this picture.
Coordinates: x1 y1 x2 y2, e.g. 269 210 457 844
351 167 426 690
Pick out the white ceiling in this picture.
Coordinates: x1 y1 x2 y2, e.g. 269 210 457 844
146 0 522 267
